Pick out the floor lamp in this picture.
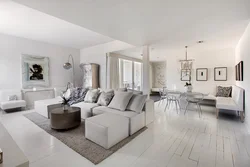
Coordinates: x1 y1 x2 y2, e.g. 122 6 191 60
63 54 75 87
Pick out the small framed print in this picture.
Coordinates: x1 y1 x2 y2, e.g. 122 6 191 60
239 61 243 81
181 70 191 81
0 148 2 164
214 67 227 81
196 68 208 81
235 65 239 81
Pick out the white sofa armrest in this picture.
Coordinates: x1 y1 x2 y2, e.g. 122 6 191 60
143 99 154 125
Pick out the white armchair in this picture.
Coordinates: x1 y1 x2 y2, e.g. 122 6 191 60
0 90 26 111
216 85 244 122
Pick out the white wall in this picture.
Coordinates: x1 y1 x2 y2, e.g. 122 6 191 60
235 22 250 124
0 33 81 89
80 40 134 88
152 47 236 94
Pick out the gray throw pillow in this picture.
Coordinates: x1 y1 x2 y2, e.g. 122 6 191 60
216 86 232 97
108 92 133 111
97 91 114 106
127 94 147 113
84 89 100 103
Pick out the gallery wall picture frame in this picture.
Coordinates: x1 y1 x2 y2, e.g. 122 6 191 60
21 54 50 89
235 61 244 81
214 67 227 81
196 68 208 81
235 65 239 81
181 70 191 81
239 61 243 81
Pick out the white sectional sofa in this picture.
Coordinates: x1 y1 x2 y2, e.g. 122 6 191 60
34 89 155 138
85 113 129 149
216 85 244 122
0 90 26 111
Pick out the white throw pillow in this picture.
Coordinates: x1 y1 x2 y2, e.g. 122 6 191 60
8 95 18 101
108 92 133 111
84 89 100 103
127 94 147 113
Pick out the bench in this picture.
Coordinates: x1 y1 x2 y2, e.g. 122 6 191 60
216 85 244 122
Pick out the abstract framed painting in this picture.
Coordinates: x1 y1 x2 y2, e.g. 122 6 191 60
196 68 208 81
21 54 49 88
214 67 227 81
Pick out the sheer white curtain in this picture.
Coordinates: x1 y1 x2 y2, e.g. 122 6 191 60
107 55 120 89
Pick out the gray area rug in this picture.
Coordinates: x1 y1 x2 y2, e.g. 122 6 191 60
24 112 147 164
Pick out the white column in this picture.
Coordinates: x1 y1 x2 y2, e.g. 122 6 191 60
142 45 150 96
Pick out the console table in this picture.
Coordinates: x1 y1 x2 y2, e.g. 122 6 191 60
0 122 29 167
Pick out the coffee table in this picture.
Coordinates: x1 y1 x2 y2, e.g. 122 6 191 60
50 107 81 130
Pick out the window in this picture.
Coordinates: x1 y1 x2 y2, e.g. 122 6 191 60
119 59 142 90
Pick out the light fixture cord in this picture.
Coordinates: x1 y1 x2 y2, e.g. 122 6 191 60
185 46 188 60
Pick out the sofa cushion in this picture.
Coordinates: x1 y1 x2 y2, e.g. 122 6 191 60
216 86 232 97
216 97 238 111
85 113 129 149
92 106 138 118
71 102 99 119
108 92 133 111
127 94 147 113
97 91 114 106
84 89 100 103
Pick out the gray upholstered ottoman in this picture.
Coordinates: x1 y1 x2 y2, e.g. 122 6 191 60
85 113 129 149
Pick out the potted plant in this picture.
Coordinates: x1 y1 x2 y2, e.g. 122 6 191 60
184 75 193 92
61 90 71 111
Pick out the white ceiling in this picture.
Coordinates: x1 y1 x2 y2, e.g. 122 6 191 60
0 0 114 49
115 19 250 61
12 0 250 47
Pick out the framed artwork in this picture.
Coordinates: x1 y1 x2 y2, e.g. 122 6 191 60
214 67 227 81
235 61 243 81
196 68 208 81
22 54 49 88
181 70 191 81
235 65 239 81
239 61 243 81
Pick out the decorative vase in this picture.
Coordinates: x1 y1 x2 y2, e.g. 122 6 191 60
63 104 69 111
185 85 193 92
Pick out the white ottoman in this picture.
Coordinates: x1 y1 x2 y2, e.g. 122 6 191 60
85 113 129 149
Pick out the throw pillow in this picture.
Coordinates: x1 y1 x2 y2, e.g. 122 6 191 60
68 87 88 105
84 89 100 103
108 92 133 111
216 86 232 97
97 91 114 106
127 94 147 113
8 95 18 101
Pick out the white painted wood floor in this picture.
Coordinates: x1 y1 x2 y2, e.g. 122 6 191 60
1 100 250 167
